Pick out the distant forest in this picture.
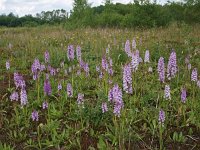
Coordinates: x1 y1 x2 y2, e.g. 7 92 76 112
0 0 200 28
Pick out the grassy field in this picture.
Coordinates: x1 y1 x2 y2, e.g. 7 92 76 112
0 24 200 149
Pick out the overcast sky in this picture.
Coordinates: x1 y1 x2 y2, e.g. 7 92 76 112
0 0 174 17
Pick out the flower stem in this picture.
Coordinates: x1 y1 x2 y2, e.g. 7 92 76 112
159 125 163 150
37 77 40 102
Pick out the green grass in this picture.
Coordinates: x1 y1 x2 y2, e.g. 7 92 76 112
0 24 200 149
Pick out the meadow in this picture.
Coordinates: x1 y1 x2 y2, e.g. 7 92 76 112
0 24 200 149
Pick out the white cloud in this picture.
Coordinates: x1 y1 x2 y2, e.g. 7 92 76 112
0 0 73 16
0 0 6 11
112 0 131 4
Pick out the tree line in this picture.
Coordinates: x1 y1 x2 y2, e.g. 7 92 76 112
0 0 200 28
0 9 68 27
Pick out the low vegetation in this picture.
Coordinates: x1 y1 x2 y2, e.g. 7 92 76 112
0 24 200 149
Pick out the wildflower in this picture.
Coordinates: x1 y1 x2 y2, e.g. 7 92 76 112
108 79 112 84
108 58 113 76
46 74 49 80
31 110 39 121
77 93 84 105
31 59 41 73
58 82 62 91
20 89 28 106
76 45 82 61
181 88 187 103
47 65 51 71
164 85 171 100
67 45 75 61
167 51 177 80
33 74 37 80
131 53 139 72
99 72 103 79
112 84 123 102
102 102 108 113
191 68 198 82
157 57 165 83
112 84 123 117
6 60 10 70
123 64 132 94
67 83 73 97
108 68 113 76
108 88 113 102
125 40 131 57
144 50 150 63
20 80 26 89
44 79 52 96
10 91 19 101
44 50 50 63
188 63 191 70
158 109 165 124
84 63 89 76
31 59 41 80
40 64 46 72
136 50 140 62
79 60 85 69
102 56 108 71
132 38 136 50
50 67 56 76
14 72 21 88
14 73 26 89
114 102 123 117
42 101 48 109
